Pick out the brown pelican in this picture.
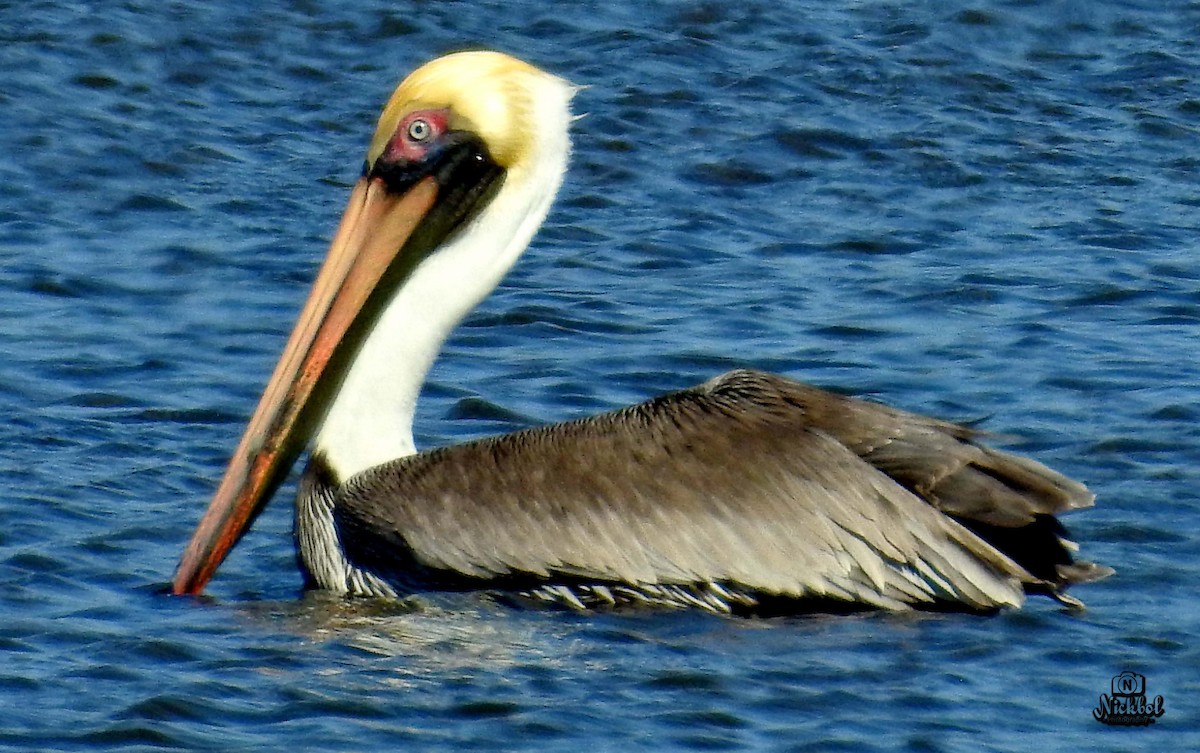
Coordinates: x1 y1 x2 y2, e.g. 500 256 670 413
171 51 1109 613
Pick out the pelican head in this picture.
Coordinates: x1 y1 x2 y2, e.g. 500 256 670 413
172 51 574 595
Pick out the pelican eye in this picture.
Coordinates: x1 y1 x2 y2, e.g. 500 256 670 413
407 118 433 142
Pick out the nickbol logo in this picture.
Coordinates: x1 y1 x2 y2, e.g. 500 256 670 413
1094 671 1165 726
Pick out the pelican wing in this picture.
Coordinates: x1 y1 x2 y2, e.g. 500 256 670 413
330 370 1098 610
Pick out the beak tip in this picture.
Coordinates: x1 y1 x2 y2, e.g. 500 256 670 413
170 546 216 597
156 579 196 597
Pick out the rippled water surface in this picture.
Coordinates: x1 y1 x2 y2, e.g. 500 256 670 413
3 1 1199 750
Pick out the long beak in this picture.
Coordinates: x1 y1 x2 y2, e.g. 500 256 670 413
171 176 438 596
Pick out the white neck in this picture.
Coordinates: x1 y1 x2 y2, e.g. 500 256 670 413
313 83 573 480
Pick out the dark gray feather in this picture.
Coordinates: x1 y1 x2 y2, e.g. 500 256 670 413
327 369 1107 611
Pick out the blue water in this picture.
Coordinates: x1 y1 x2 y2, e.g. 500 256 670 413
2 0 1198 749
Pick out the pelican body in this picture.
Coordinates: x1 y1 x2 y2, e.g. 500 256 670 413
171 52 1109 613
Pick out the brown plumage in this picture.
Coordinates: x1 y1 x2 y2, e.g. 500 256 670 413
314 370 1110 613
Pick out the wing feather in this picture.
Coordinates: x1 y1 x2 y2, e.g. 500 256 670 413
332 369 1102 610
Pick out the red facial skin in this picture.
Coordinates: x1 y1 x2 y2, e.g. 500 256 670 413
382 109 452 164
